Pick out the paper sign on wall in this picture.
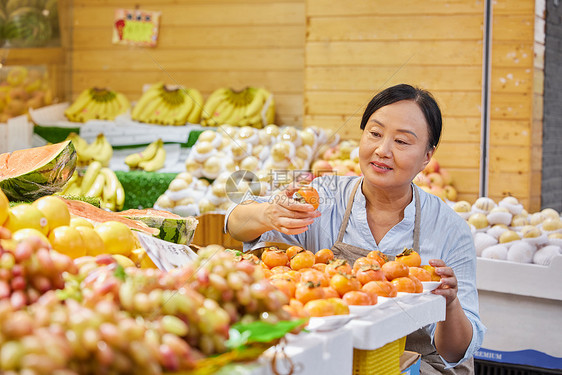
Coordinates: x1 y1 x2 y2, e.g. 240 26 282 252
113 8 160 47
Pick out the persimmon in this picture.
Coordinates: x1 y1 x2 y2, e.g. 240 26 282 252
286 299 309 319
343 291 374 306
391 277 416 293
293 186 320 210
270 278 296 299
325 259 353 277
295 281 325 304
315 248 334 264
355 264 385 285
395 248 422 268
312 263 327 272
421 265 441 281
262 268 273 279
304 299 335 317
262 247 289 268
352 257 380 273
290 250 315 270
362 280 398 298
270 266 291 274
286 246 304 260
367 250 388 266
323 287 340 299
300 269 329 287
381 261 409 281
285 270 302 282
409 275 423 293
408 267 431 282
242 253 260 264
329 273 361 297
327 298 350 315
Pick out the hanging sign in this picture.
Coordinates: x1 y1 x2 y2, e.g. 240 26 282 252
112 8 160 47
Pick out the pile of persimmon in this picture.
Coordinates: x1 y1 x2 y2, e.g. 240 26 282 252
256 246 440 319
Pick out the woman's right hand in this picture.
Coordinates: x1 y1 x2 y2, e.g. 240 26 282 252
264 184 321 235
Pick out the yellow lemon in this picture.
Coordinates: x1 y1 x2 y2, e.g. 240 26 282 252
130 247 158 269
69 217 94 229
4 204 48 235
48 225 86 259
33 196 70 233
0 190 9 226
94 221 135 256
112 254 137 269
12 228 50 245
75 226 105 256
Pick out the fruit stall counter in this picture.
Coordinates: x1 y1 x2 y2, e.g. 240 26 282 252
475 256 562 371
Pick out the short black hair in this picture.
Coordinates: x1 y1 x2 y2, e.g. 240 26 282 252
360 84 442 150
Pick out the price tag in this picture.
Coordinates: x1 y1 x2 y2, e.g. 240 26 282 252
135 232 198 272
113 8 160 47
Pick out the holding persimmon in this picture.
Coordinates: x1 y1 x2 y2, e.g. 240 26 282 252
293 186 320 210
227 84 485 370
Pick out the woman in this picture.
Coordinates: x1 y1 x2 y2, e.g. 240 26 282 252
226 84 485 374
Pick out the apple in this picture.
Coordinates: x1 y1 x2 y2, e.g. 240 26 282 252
429 186 447 201
443 185 457 201
423 158 440 174
439 168 453 185
311 160 333 177
427 172 444 188
413 172 430 187
323 146 339 161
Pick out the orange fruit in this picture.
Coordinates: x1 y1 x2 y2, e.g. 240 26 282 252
69 217 94 229
0 190 9 226
314 248 334 264
343 291 373 306
391 277 416 293
381 261 409 281
75 226 105 256
94 221 135 256
303 299 335 317
32 196 70 234
327 298 350 315
409 267 432 282
48 225 86 259
5 204 48 235
395 248 422 267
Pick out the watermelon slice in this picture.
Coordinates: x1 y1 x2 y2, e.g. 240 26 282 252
118 208 198 245
61 198 159 236
0 141 76 201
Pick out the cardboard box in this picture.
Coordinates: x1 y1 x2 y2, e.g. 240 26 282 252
400 351 421 375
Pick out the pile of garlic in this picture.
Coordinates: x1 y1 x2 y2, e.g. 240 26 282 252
452 196 562 266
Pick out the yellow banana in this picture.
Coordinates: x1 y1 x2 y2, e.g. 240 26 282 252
58 172 79 195
95 134 113 167
136 97 162 123
210 100 236 126
100 168 119 202
244 89 268 118
81 161 103 194
139 146 166 172
201 88 229 122
131 86 162 120
124 153 142 169
64 89 93 120
115 184 125 210
264 96 275 125
157 102 176 125
186 88 204 124
66 182 83 196
115 93 130 115
173 94 193 125
86 173 105 198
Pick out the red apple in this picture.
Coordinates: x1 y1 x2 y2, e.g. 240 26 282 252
311 160 333 177
429 186 447 201
423 158 440 174
427 172 444 188
439 168 453 185
443 185 458 201
413 173 430 187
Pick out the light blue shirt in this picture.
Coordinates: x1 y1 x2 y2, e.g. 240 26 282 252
225 175 485 368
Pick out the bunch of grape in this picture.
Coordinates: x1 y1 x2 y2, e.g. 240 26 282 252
188 245 292 326
62 255 231 356
0 291 202 374
0 235 77 310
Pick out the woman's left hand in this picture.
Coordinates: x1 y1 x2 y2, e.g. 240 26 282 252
429 259 458 306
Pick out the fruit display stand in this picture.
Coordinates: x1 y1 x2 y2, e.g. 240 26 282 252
475 256 562 371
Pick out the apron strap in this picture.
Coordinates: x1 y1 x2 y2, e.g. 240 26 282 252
336 178 362 243
413 186 421 252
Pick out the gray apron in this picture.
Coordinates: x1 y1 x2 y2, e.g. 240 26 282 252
330 178 474 374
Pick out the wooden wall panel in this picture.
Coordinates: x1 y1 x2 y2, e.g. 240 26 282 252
69 0 305 125
487 0 543 211
304 0 485 202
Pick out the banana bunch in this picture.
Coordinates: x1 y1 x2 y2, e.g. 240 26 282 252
131 82 204 126
66 132 113 167
124 138 166 172
200 87 275 128
64 87 130 122
59 162 126 211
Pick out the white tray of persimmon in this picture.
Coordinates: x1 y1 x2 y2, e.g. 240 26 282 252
234 246 446 337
